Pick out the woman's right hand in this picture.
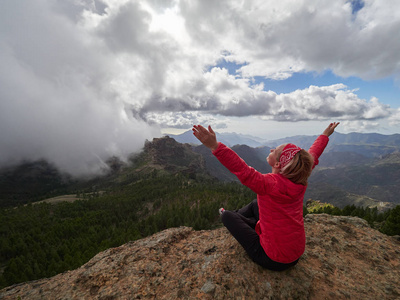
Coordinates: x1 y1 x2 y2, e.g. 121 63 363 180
322 122 340 137
192 125 219 151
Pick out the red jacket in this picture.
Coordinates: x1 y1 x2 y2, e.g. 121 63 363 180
212 135 329 263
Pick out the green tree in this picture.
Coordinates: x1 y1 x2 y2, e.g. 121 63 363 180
380 205 400 236
3 258 19 284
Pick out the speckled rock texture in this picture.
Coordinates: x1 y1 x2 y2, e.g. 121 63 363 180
1 214 399 299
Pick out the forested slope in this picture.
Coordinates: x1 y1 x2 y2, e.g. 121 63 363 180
0 137 257 288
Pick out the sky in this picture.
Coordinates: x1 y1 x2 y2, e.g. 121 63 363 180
1 0 400 175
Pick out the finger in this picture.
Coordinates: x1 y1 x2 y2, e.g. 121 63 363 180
192 129 199 137
193 125 209 141
208 125 215 134
192 126 202 136
197 125 209 134
193 125 204 133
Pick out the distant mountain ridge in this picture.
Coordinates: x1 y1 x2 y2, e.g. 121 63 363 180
166 130 266 147
169 130 400 157
268 132 400 158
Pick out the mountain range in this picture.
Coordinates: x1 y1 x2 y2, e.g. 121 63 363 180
167 130 267 147
168 130 400 157
1 131 400 210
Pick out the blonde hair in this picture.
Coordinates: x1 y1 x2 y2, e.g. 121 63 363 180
279 149 314 186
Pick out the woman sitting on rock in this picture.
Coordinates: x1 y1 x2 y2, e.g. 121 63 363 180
192 122 339 271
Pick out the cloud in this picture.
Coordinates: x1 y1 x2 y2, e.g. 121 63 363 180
181 0 400 81
145 111 229 129
142 83 391 127
339 120 381 133
388 108 400 126
0 1 159 175
1 0 399 175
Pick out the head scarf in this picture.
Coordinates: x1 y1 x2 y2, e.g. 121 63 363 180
279 143 302 168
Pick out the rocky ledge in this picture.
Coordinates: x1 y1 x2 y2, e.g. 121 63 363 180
1 214 399 299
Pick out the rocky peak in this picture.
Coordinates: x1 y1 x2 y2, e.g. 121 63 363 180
143 136 206 175
1 214 399 299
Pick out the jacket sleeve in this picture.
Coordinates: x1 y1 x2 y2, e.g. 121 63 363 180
212 143 273 195
308 135 329 168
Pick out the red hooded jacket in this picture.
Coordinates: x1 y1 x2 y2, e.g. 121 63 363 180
212 135 329 263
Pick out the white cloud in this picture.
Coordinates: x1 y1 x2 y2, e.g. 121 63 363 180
144 112 229 129
339 120 381 133
179 0 400 80
143 83 391 126
388 108 400 126
1 0 399 174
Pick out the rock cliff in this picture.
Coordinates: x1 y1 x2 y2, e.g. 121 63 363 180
1 214 399 299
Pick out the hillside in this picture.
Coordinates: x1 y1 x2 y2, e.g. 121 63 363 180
306 151 400 208
1 214 399 299
192 144 271 182
0 160 74 207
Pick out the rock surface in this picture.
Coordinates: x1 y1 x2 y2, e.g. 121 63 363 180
1 214 399 299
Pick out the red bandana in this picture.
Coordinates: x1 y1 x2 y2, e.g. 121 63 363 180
280 143 301 168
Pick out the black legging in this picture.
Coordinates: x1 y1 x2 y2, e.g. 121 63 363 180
221 199 299 271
